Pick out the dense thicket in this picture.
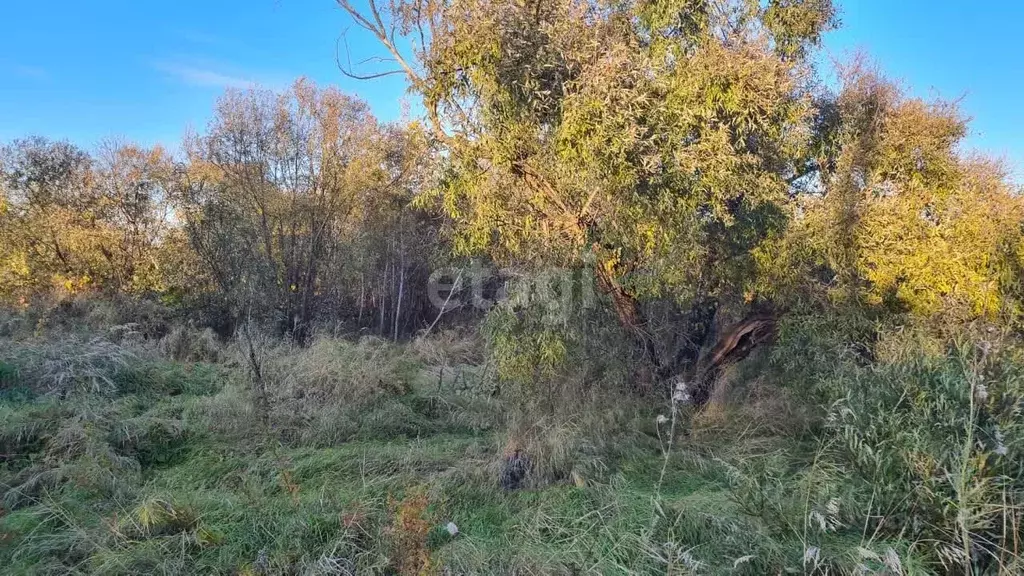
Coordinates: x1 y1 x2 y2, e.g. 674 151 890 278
1 81 444 341
171 81 440 341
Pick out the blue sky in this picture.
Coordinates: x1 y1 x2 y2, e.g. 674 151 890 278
1 1 1021 175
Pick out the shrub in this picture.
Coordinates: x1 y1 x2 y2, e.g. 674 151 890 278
816 338 1024 572
27 295 176 340
482 279 634 403
760 315 1024 573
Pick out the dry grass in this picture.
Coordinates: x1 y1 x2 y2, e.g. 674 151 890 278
499 392 647 489
4 309 1022 574
262 335 415 411
186 383 261 443
155 326 223 363
411 328 482 367
0 336 137 396
189 334 423 446
692 369 813 442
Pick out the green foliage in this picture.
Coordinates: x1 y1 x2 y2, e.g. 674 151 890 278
4 314 1024 574
757 65 1024 323
5 2 1024 574
755 313 1024 573
400 0 834 310
818 340 1024 571
483 269 633 397
0 82 444 344
485 304 569 385
173 80 439 341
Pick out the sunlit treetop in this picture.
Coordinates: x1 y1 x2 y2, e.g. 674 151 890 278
340 0 837 314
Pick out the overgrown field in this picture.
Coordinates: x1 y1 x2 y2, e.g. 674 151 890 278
3 0 1023 573
2 309 1023 576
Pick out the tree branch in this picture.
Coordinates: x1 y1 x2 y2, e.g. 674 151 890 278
334 0 459 145
335 34 407 80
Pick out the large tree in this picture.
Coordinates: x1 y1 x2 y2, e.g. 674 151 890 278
336 0 836 389
757 63 1024 328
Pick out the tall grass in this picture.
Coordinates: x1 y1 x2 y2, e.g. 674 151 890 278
738 317 1024 574
4 305 1024 574
0 337 136 396
812 337 1024 572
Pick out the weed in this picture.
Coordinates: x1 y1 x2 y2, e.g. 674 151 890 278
387 487 435 575
2 319 1022 574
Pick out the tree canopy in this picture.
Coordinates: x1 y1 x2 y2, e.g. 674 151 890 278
334 0 1024 389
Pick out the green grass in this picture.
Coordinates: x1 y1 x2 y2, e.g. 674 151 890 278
0 403 805 575
0 355 746 575
3 329 1014 574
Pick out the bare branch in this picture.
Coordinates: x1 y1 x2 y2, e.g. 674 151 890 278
335 34 406 80
579 188 600 219
356 55 398 66
335 0 459 144
335 1 420 83
335 0 384 35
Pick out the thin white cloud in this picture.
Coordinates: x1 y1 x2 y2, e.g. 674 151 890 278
154 61 258 89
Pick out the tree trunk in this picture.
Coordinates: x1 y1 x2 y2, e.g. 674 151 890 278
688 312 777 406
592 258 777 403
592 262 661 390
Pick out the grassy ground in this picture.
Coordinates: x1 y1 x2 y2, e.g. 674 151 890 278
0 328 988 574
0 343 770 575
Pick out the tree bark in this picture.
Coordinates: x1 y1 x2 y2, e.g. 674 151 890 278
688 312 777 406
591 257 777 403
